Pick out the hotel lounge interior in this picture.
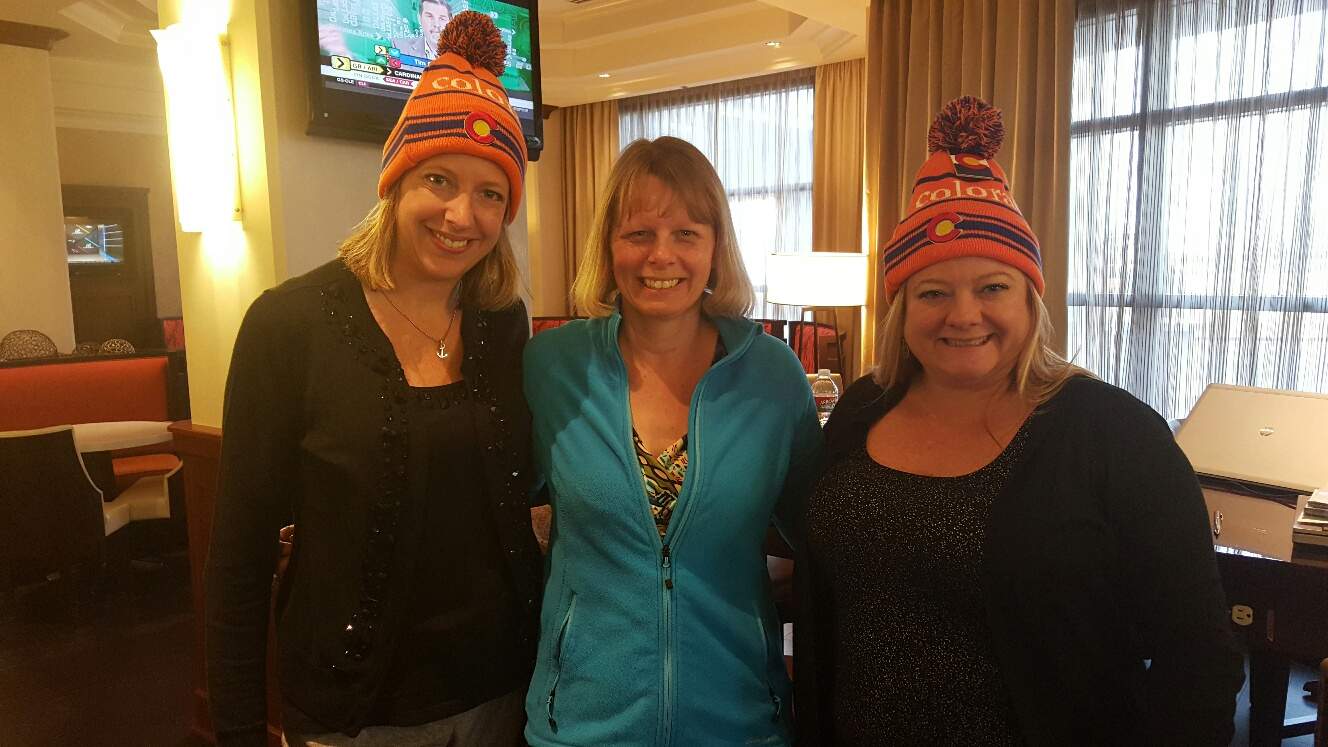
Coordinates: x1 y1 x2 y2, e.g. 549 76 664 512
0 0 1326 744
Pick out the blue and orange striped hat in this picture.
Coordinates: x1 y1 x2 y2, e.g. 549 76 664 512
378 11 527 222
881 96 1043 299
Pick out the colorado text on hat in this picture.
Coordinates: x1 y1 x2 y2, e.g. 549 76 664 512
430 73 513 111
914 179 1018 210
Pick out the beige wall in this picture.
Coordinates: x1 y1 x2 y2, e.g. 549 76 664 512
525 111 567 316
0 44 75 350
265 0 379 278
55 128 182 318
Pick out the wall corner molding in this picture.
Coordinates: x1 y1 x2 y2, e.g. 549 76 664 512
0 21 70 51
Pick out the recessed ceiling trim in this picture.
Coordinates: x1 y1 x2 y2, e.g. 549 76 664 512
55 106 164 136
59 0 153 49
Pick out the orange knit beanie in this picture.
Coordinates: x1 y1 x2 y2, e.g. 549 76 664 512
378 11 527 223
881 96 1043 299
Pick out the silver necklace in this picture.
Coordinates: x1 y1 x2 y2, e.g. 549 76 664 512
380 290 458 359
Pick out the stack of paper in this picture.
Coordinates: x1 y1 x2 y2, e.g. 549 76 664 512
1292 489 1328 547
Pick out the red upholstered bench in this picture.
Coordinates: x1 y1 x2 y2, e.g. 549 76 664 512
0 354 187 497
0 356 171 431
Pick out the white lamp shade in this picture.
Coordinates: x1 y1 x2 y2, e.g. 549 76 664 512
766 252 869 307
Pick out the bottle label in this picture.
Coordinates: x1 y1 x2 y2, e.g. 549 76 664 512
815 394 837 410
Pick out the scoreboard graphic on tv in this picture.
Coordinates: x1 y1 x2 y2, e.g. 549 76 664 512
315 0 535 122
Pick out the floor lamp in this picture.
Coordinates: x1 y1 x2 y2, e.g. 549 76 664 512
765 253 869 375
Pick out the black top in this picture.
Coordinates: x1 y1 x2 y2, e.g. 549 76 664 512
367 382 525 725
807 427 1029 746
206 260 543 746
795 376 1245 747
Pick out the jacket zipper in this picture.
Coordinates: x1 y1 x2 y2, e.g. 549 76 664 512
546 596 576 733
609 315 747 746
756 608 783 722
661 542 675 744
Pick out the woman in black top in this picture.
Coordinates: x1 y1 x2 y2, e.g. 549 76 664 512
205 14 541 747
794 98 1244 745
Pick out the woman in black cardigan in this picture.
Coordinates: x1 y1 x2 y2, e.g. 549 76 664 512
794 98 1244 745
205 14 541 747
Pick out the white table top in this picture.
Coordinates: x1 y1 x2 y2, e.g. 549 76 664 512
71 420 173 453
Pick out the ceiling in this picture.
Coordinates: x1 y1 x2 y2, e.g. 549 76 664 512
0 0 866 110
536 0 866 106
0 0 158 66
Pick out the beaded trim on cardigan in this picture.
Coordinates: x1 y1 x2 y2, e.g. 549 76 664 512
317 281 526 669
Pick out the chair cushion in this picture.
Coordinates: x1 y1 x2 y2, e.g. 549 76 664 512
112 453 182 478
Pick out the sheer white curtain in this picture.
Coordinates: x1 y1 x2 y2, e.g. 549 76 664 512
619 69 816 319
1069 0 1328 420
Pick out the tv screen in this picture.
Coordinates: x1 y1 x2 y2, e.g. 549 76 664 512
307 0 543 158
65 219 125 265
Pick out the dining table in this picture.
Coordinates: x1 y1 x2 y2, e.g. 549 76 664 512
72 420 174 453
71 420 175 497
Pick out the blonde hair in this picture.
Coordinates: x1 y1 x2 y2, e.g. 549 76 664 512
571 137 755 318
873 282 1091 405
338 186 522 310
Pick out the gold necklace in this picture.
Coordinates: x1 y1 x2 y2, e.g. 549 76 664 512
379 290 458 360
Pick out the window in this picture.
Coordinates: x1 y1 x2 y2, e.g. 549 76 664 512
618 69 816 318
1069 0 1328 419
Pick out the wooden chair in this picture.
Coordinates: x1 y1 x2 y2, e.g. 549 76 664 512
752 318 843 373
0 427 113 602
756 319 788 340
787 320 841 374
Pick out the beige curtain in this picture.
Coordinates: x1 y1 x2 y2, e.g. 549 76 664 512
813 58 867 380
863 0 1074 371
557 101 619 314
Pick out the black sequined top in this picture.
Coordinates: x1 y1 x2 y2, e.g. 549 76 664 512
206 260 543 746
364 381 527 726
794 376 1245 747
806 426 1029 746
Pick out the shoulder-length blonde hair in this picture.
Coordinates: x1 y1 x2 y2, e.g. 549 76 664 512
873 281 1091 405
571 136 754 318
338 185 522 310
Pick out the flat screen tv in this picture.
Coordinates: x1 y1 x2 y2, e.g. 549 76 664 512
305 0 543 159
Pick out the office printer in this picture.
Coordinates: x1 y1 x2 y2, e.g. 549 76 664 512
1176 384 1328 557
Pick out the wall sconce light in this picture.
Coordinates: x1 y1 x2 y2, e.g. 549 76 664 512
151 23 241 233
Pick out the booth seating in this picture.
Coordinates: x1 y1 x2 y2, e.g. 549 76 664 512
0 353 185 431
0 353 189 545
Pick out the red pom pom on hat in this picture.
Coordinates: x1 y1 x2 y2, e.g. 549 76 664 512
927 95 1005 158
436 11 507 76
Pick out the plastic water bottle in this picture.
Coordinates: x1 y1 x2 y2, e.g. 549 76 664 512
811 369 839 427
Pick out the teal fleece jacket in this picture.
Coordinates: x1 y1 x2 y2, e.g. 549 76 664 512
522 313 822 747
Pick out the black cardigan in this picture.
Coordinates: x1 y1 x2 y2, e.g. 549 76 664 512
204 261 543 746
794 375 1245 746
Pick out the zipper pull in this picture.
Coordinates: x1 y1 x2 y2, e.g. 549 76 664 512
661 543 674 589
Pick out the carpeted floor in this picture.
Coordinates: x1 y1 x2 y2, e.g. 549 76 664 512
0 553 207 747
0 554 1319 746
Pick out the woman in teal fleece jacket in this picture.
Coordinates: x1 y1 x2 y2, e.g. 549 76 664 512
523 137 822 746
